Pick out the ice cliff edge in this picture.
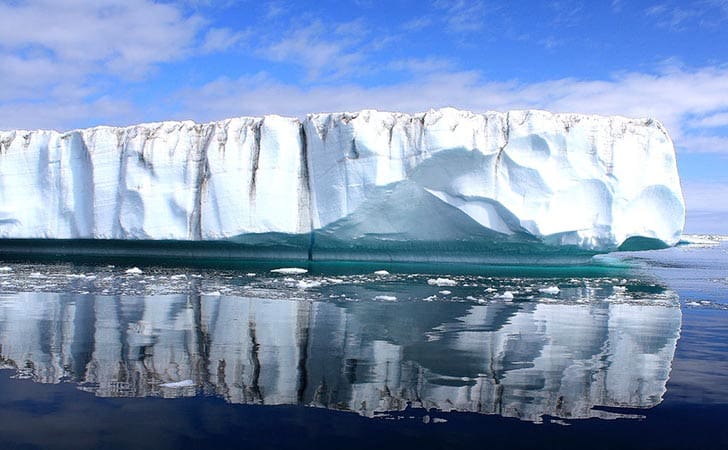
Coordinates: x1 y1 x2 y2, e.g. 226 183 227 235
0 108 685 261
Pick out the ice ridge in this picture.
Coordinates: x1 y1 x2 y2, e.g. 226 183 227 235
0 108 685 260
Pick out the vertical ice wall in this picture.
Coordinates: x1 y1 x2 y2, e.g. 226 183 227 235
0 108 685 251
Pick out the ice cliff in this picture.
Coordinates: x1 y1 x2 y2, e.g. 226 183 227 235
0 108 685 261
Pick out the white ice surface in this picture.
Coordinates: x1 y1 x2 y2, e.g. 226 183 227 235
0 108 685 251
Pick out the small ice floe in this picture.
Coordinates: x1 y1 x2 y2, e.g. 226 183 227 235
427 278 457 287
29 272 45 279
374 295 397 301
202 291 222 296
270 267 308 275
170 274 187 280
125 267 143 275
160 379 195 388
612 286 627 293
374 270 390 276
538 286 560 295
246 273 257 277
0 266 12 272
494 291 514 300
439 290 452 295
297 280 322 289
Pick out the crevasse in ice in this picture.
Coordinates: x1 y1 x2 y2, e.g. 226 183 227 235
0 108 685 258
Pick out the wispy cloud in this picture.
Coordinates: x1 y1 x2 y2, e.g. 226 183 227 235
690 112 728 128
261 20 370 81
401 16 433 32
200 27 249 54
646 0 728 29
434 0 491 33
547 0 585 27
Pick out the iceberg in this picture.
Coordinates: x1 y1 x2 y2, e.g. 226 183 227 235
0 108 685 262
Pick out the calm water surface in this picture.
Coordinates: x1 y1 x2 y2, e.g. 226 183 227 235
0 237 727 449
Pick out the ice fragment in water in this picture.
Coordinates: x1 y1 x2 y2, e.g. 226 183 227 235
271 268 308 275
539 286 560 294
428 278 458 287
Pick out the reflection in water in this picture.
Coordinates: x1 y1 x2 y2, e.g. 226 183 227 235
0 290 680 423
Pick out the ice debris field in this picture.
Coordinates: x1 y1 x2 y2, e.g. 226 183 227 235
0 108 685 262
0 261 679 307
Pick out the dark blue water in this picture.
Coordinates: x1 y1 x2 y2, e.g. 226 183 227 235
0 237 726 449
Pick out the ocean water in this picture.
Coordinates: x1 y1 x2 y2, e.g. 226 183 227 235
0 236 726 449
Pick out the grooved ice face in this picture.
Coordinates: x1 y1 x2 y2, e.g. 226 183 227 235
0 108 685 258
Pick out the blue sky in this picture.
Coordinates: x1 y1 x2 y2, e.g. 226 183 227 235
1 0 727 233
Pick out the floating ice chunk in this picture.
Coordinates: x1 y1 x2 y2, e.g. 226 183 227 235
297 280 322 289
202 291 221 296
0 267 12 272
125 267 143 275
428 278 457 287
271 267 308 275
538 286 560 295
374 270 390 275
439 290 452 295
374 295 397 301
160 379 195 388
494 291 515 300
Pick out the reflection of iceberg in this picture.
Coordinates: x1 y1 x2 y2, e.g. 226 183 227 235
0 292 680 422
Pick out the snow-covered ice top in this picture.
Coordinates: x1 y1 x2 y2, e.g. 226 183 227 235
0 108 684 256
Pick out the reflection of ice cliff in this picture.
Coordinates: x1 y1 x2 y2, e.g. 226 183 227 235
0 293 680 422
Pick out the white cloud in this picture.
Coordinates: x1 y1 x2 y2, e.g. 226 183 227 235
0 0 205 77
200 27 249 54
690 112 728 128
262 20 369 81
0 0 227 129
